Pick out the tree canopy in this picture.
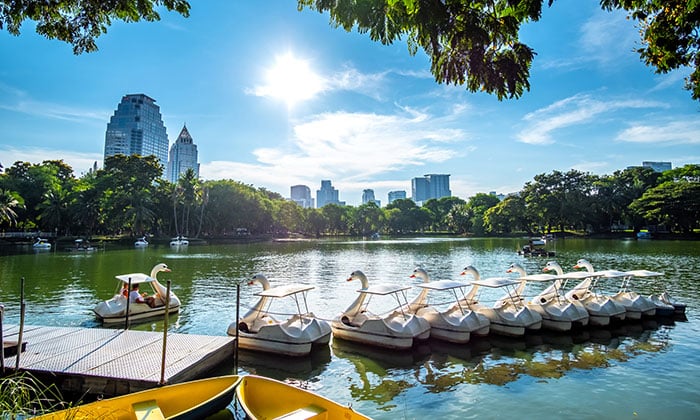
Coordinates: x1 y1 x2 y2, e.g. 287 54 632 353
2 1 697 100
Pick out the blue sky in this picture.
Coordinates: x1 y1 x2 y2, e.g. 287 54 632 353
1 1 698 206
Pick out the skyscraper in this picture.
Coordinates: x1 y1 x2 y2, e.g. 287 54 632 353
104 94 169 171
167 124 200 183
316 180 341 208
411 174 451 204
291 185 314 208
388 190 407 204
642 161 672 172
362 189 380 206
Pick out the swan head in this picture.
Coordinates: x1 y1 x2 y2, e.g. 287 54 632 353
150 263 171 278
460 265 480 280
543 261 562 275
347 270 370 289
506 263 526 276
573 259 593 272
248 274 271 290
410 267 430 282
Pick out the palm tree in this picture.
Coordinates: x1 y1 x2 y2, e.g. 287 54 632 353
0 188 24 226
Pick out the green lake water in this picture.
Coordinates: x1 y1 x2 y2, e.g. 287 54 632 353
1 237 698 419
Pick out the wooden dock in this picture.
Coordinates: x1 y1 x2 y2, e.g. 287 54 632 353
1 324 235 397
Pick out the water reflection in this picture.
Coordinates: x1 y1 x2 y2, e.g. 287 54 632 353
329 319 677 408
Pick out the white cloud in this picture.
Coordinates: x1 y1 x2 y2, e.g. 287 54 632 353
517 94 665 145
201 108 468 201
616 120 700 144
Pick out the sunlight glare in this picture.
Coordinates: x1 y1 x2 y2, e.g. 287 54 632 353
264 53 325 107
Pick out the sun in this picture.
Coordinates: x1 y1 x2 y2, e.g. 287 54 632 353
262 53 326 107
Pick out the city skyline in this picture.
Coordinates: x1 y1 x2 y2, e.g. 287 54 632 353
1 2 699 206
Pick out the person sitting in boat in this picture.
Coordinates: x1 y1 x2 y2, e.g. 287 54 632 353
129 284 155 307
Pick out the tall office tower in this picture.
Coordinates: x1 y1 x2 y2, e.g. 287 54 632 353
412 174 451 204
362 189 380 207
642 161 672 172
167 124 200 183
387 190 407 205
291 185 314 208
104 94 169 171
316 180 340 208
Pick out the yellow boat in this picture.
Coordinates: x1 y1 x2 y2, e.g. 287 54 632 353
235 374 372 419
34 375 240 419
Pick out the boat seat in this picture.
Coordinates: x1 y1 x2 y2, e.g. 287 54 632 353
132 399 166 420
274 404 327 420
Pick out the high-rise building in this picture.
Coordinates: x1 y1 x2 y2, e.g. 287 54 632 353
167 124 199 183
388 190 407 204
291 185 314 208
642 161 672 172
316 180 342 208
412 174 451 204
362 189 380 207
104 94 169 171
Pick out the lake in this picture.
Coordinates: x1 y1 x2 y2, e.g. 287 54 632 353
1 237 698 419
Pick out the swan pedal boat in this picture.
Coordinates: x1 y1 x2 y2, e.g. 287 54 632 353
228 274 331 357
34 375 241 419
236 374 371 420
32 238 51 249
93 264 180 324
543 262 626 326
405 268 489 343
332 270 430 350
574 259 656 319
507 263 589 332
459 266 542 337
134 237 149 247
623 269 678 317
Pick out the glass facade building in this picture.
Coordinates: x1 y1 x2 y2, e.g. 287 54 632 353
291 185 314 208
104 94 169 171
412 174 451 203
316 180 341 208
167 124 200 183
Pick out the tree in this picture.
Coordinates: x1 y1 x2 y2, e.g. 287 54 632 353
630 164 700 233
483 195 532 234
0 188 24 227
464 193 501 235
299 0 700 101
0 0 191 54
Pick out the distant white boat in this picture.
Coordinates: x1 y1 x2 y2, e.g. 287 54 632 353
170 236 189 247
134 236 149 247
32 237 51 249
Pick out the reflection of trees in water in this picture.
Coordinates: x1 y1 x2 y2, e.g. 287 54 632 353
332 338 428 411
420 321 671 389
330 319 676 409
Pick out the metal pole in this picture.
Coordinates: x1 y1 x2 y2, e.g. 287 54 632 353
15 277 25 371
125 278 132 330
159 280 171 385
0 303 5 373
234 281 240 374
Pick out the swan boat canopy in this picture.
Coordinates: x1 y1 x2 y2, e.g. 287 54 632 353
93 263 180 324
332 270 430 350
227 274 331 357
507 263 589 332
405 268 489 343
459 266 543 337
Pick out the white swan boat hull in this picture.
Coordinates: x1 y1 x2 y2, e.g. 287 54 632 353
527 299 589 332
331 313 430 350
228 314 331 357
417 306 490 343
611 291 656 319
94 295 180 323
470 304 542 337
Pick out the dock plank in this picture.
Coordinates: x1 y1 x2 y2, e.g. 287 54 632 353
2 325 235 397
